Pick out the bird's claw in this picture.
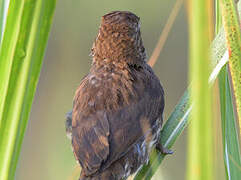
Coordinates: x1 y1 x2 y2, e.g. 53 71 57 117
156 143 173 155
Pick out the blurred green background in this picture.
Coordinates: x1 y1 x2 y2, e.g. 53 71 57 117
15 0 223 179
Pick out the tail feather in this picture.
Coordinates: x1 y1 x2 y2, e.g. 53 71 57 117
79 171 116 180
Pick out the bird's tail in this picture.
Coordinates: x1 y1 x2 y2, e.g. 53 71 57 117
79 170 116 180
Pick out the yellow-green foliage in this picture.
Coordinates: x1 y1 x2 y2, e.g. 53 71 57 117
0 1 56 179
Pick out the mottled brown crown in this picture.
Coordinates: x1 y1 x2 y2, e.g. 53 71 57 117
91 11 147 64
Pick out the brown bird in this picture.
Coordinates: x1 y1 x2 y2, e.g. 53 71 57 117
66 11 171 180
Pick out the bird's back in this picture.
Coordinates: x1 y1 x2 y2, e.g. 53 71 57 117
72 62 164 179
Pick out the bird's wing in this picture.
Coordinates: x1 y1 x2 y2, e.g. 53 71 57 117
72 111 110 175
72 76 113 176
72 64 164 176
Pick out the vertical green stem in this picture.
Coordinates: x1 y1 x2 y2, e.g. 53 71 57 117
187 0 213 179
219 66 241 179
0 1 56 179
216 0 241 179
220 0 241 131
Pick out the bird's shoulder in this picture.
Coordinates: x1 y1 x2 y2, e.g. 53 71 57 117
73 62 162 113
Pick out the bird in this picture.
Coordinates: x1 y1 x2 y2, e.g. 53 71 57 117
66 11 172 180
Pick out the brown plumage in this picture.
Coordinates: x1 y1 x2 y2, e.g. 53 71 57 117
68 11 170 180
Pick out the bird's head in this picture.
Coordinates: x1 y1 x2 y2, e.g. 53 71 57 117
91 11 146 64
101 11 140 35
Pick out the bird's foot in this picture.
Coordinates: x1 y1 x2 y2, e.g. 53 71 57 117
156 143 173 155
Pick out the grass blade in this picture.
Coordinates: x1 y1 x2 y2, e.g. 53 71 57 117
216 1 241 179
219 66 241 179
220 0 241 132
0 1 56 179
187 0 213 179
